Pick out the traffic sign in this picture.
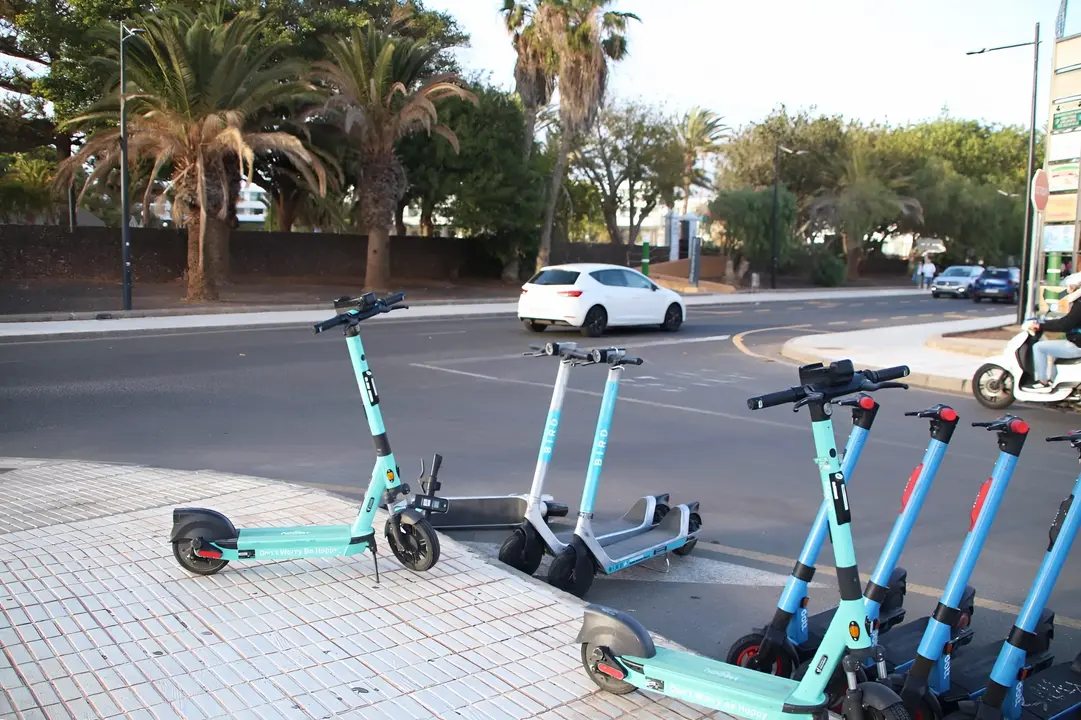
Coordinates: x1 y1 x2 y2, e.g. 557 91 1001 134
1032 168 1050 212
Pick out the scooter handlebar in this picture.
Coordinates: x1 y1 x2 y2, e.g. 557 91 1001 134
748 386 805 410
312 314 349 334
748 366 911 411
862 366 910 384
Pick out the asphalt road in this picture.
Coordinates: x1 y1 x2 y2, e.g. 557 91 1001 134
4 293 1080 668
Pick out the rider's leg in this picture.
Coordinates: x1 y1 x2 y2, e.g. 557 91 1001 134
1032 339 1081 387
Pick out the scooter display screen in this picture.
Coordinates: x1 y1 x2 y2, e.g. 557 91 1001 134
798 360 855 388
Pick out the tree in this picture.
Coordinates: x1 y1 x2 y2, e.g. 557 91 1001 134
707 186 797 282
0 152 60 222
502 0 557 162
806 142 924 281
56 3 327 300
571 100 681 244
526 0 638 271
312 18 476 290
677 107 728 216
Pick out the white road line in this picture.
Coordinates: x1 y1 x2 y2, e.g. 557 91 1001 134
409 363 801 431
433 334 733 365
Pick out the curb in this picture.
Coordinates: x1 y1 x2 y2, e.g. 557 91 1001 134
924 336 1007 357
0 295 521 323
780 344 971 394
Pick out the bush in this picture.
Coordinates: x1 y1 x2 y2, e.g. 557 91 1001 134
810 251 846 287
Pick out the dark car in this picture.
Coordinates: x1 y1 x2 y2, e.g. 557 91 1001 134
971 267 1020 304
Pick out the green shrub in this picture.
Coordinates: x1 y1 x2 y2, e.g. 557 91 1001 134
810 251 846 287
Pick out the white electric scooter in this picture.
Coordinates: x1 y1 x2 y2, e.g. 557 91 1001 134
972 319 1081 409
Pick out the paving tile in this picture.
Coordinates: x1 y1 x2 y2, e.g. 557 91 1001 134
0 460 730 720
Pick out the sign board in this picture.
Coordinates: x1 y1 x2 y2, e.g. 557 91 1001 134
1032 168 1050 212
1043 223 1075 253
1054 107 1081 132
1045 190 1073 221
1049 131 1081 162
1050 162 1079 192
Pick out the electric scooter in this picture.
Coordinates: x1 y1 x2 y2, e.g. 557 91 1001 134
498 342 671 576
898 430 1081 720
731 402 961 678
546 348 701 598
169 292 448 579
578 360 913 720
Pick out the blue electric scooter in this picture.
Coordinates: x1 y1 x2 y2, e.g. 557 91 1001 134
730 401 961 677
547 348 701 598
578 360 913 720
169 292 448 578
902 430 1081 720
499 342 671 576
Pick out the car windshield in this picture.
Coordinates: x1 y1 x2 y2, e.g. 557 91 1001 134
528 269 580 285
982 269 1011 280
940 266 979 277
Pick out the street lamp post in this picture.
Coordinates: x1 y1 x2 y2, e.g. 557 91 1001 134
967 22 1040 324
119 22 143 311
770 144 808 290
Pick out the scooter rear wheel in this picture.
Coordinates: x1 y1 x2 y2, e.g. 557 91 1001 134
385 517 441 572
581 643 635 695
172 540 228 576
673 512 701 556
498 525 544 575
862 702 911 720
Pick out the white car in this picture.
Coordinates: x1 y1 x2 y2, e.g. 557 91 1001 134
517 263 686 336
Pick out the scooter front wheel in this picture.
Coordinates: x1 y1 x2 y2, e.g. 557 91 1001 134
725 632 794 676
498 525 544 575
548 546 594 597
971 363 1015 410
581 643 635 695
172 540 228 576
385 516 441 572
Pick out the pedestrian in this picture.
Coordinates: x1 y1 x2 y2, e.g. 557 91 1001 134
912 259 922 287
920 258 936 290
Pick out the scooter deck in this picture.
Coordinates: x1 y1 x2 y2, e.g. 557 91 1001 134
935 645 1055 712
1018 659 1081 720
591 508 696 573
416 494 568 530
880 616 976 671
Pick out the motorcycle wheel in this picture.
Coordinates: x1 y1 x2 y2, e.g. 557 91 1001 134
972 363 1015 410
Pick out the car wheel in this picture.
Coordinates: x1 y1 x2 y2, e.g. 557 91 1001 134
931 292 940 298
581 306 607 337
660 303 683 332
523 320 547 333
972 295 982 303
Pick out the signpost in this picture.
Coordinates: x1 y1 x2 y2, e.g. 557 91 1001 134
1033 168 1050 211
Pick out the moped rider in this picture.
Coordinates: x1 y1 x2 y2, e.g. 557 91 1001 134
1023 271 1081 391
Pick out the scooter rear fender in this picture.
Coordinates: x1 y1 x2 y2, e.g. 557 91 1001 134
576 604 657 659
170 508 237 543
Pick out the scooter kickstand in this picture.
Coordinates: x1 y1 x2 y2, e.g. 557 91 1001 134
372 546 381 585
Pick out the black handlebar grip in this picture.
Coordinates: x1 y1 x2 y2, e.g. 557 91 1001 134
312 315 346 334
748 386 804 410
624 356 644 366
430 453 442 480
382 292 406 306
863 366 910 383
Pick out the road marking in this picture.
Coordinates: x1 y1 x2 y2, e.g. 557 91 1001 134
693 310 742 316
419 330 468 336
828 321 848 326
818 302 840 308
899 300 912 304
890 316 909 320
731 324 814 363
696 542 1081 629
860 318 878 323
919 313 933 318
755 309 772 313
410 363 803 431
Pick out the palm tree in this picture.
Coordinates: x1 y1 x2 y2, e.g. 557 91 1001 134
677 107 729 216
312 20 476 291
502 1 557 162
530 0 638 272
56 3 327 301
807 143 923 281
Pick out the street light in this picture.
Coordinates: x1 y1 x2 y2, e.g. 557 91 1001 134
967 23 1040 324
119 22 144 311
770 144 809 289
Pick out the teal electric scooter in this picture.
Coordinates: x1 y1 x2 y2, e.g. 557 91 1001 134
577 360 912 720
169 292 448 579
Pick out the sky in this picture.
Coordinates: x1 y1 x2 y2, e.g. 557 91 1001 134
424 0 1064 131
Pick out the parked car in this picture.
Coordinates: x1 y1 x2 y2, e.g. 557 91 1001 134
517 263 686 337
930 265 984 298
971 267 1020 304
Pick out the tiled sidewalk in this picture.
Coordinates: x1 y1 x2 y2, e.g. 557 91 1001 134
0 458 727 720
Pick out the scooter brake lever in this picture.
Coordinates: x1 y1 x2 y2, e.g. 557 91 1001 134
792 391 824 412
